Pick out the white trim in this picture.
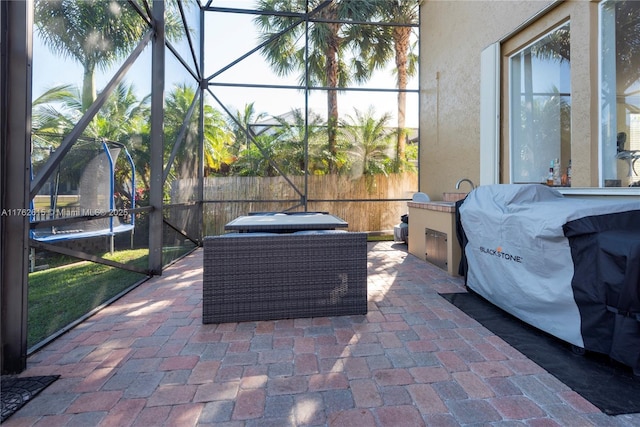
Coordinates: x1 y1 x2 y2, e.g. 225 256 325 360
558 187 640 197
598 1 618 187
598 1 604 186
480 43 500 186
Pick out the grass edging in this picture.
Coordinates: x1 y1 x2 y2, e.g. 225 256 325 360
27 274 149 355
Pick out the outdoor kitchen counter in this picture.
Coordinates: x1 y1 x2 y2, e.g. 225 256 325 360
407 200 457 213
407 200 461 276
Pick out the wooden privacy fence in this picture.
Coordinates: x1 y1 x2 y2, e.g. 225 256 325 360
170 173 418 236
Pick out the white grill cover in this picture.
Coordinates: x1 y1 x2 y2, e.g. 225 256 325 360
459 184 640 348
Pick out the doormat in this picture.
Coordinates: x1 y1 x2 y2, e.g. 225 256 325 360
1 375 59 422
440 292 640 416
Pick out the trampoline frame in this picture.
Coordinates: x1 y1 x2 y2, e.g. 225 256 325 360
29 140 136 244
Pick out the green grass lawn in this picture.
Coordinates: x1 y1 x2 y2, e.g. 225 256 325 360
28 249 150 348
33 194 79 209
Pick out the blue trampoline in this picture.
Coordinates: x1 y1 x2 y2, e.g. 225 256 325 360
30 139 136 244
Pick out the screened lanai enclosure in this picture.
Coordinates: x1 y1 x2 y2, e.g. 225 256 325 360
1 0 419 373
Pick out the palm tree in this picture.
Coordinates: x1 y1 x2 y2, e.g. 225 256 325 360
90 82 150 202
267 108 328 175
164 84 235 180
228 102 268 156
341 106 394 183
164 84 200 181
93 82 151 141
34 0 150 110
33 0 183 111
371 0 419 172
32 84 82 143
32 81 149 143
232 133 280 177
254 0 380 173
203 105 235 176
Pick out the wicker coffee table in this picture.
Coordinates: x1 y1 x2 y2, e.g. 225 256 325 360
203 214 367 323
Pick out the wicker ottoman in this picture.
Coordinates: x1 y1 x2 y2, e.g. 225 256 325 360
203 231 368 323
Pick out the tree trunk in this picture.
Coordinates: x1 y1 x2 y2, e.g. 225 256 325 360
394 26 410 172
326 47 339 173
322 4 340 174
82 62 96 112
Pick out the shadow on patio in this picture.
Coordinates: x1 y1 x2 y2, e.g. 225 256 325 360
4 242 639 426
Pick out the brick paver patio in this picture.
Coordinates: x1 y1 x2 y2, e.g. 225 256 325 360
4 242 640 426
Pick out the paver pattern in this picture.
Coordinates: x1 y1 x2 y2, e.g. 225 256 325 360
4 242 640 426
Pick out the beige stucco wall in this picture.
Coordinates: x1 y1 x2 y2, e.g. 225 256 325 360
419 0 557 199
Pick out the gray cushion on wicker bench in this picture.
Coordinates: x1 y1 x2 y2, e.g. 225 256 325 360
203 232 368 323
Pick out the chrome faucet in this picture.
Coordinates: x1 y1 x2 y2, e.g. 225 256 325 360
455 178 475 191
